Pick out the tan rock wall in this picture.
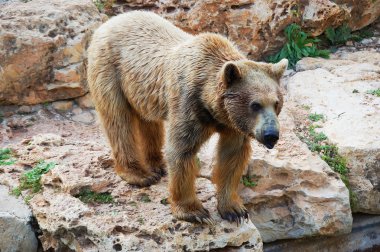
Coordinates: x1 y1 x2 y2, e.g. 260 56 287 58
0 0 103 105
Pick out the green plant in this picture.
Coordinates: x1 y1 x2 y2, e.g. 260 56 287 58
366 89 380 97
242 175 257 187
324 24 360 46
19 161 55 193
93 0 104 11
0 148 16 166
12 161 55 201
324 23 374 46
11 187 22 197
354 26 374 40
297 117 356 208
308 113 324 122
268 24 330 69
352 89 359 93
76 188 113 204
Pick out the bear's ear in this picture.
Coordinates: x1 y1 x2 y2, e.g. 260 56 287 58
271 59 288 81
222 62 242 87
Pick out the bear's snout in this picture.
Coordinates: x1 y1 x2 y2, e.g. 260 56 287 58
263 128 279 149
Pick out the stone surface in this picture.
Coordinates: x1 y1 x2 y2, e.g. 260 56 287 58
286 48 380 214
17 105 32 114
112 0 379 59
264 214 380 252
3 133 262 251
0 185 38 252
199 108 353 242
0 0 103 105
76 93 95 109
71 110 95 124
52 100 73 111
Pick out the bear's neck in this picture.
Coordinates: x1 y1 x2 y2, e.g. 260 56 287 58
194 33 245 127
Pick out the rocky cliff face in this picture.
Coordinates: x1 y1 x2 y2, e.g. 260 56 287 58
1 0 379 106
112 0 380 59
286 39 380 214
0 0 103 105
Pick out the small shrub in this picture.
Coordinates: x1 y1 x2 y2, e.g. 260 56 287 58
76 188 113 204
324 23 374 46
352 89 359 93
268 24 330 69
0 148 16 166
11 187 22 197
324 24 360 46
19 161 55 193
366 89 380 97
93 0 104 11
242 175 258 187
12 161 55 202
308 113 324 122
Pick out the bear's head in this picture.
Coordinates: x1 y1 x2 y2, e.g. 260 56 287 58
220 59 288 149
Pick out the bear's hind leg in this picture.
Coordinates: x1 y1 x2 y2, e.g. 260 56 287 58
89 70 160 187
137 120 167 177
102 104 161 187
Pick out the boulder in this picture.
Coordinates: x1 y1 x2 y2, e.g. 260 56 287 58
199 108 353 242
286 47 380 214
112 0 379 59
0 0 102 105
52 100 73 111
76 93 95 109
6 134 263 251
0 185 38 252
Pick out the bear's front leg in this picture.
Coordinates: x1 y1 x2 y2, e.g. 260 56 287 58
166 121 214 224
212 130 252 224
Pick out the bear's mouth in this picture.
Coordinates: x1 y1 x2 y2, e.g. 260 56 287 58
264 142 275 149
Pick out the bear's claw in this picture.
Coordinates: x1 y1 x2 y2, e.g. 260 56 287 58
117 169 162 187
218 205 250 226
152 165 167 178
172 203 215 225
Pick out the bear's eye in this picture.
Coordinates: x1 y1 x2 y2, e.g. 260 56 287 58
275 101 279 109
251 102 262 112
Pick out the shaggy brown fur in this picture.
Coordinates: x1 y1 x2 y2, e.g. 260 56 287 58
87 11 288 224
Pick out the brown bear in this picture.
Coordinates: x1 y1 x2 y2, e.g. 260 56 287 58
87 11 288 224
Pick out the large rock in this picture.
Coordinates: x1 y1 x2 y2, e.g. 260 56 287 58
5 134 262 251
113 0 379 59
286 47 380 214
0 0 102 105
198 108 353 242
0 185 38 252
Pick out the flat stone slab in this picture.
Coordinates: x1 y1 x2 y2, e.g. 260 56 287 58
3 134 263 251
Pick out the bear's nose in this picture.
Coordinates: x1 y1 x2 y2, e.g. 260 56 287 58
263 130 279 149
